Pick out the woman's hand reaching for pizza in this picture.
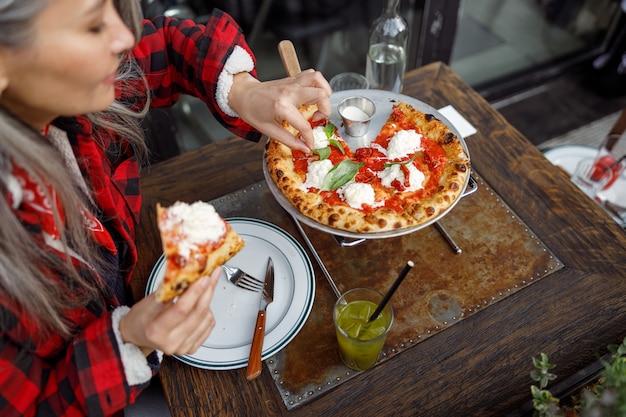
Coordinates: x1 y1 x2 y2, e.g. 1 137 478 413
229 69 332 153
118 268 221 356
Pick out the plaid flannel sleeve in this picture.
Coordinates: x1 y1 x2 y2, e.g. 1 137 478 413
0 312 150 416
133 10 262 142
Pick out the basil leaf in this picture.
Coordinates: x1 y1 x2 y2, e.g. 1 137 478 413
329 138 345 154
312 147 331 160
384 152 421 168
324 123 336 139
321 160 364 191
310 124 341 160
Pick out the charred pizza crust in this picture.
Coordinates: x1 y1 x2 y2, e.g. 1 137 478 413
264 101 470 234
155 202 245 302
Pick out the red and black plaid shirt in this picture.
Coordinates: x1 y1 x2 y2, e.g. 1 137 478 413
0 11 257 416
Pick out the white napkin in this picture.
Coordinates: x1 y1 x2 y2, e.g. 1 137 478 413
438 105 477 139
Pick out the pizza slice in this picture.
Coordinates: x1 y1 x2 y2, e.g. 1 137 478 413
155 201 244 302
394 101 468 162
383 103 469 221
265 103 354 204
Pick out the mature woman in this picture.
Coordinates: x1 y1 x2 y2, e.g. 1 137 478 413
0 0 331 415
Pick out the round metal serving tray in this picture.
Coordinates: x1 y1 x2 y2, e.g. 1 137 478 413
263 90 472 240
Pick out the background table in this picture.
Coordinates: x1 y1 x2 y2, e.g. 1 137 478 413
131 62 626 416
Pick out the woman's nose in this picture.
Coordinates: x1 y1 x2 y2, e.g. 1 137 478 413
110 23 135 55
109 6 137 55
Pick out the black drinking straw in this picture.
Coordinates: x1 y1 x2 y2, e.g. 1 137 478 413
368 260 415 322
608 154 626 171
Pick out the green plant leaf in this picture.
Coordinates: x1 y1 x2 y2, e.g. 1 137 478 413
531 385 560 416
313 147 331 160
531 353 557 389
324 123 336 138
529 341 626 416
330 138 345 154
321 160 364 191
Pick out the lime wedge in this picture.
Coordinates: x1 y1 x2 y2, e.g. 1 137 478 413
337 300 388 340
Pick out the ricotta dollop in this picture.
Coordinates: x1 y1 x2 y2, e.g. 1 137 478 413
312 125 331 149
162 201 225 258
378 163 426 192
386 129 422 160
302 159 334 190
338 182 384 209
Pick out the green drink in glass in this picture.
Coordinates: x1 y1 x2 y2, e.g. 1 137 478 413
333 288 394 371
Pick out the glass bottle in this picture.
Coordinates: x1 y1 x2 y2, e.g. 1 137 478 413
365 0 408 93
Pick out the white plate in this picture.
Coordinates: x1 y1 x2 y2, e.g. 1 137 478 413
145 217 315 370
543 144 597 175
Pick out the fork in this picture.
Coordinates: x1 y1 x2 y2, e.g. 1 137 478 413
221 265 264 292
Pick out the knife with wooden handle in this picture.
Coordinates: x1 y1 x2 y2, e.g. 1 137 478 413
246 41 298 380
246 257 274 380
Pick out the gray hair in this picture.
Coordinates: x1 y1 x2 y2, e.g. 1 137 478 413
0 0 144 47
0 0 149 164
0 0 50 47
0 0 150 337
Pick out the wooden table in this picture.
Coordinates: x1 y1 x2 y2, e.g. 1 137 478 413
131 62 626 416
